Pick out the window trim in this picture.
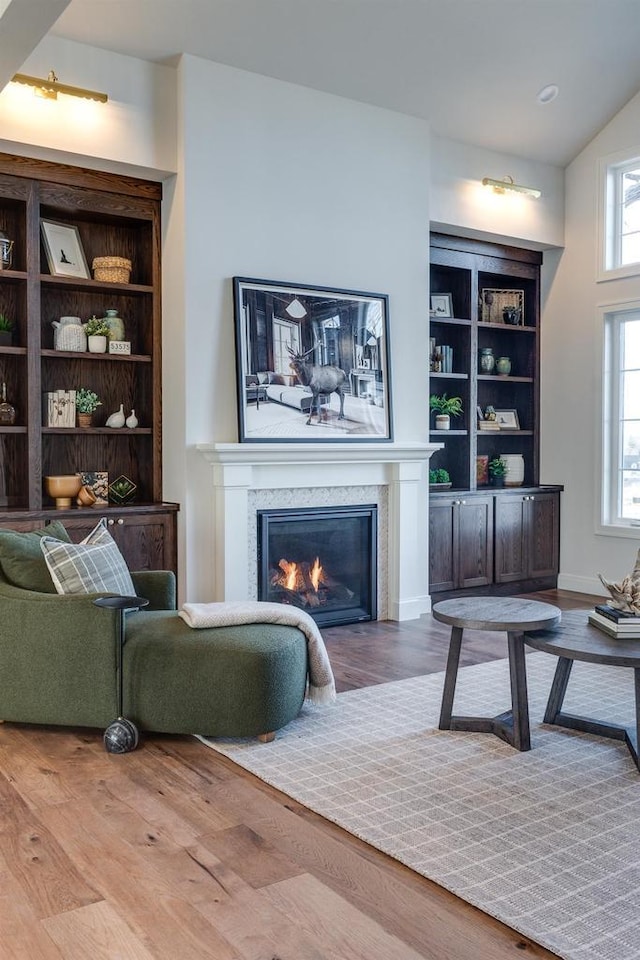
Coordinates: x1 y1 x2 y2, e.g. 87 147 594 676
597 147 640 282
596 298 640 538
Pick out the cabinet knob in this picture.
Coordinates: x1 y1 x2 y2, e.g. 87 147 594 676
460 500 466 505
117 517 124 525
108 518 115 526
529 495 535 501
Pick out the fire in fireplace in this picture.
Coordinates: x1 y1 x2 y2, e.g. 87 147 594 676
257 504 377 627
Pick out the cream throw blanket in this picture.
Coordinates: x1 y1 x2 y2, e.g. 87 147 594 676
178 601 336 705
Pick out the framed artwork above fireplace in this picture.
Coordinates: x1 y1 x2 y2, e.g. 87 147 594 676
233 277 393 442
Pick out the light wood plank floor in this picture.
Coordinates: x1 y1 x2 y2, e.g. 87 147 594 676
0 590 598 959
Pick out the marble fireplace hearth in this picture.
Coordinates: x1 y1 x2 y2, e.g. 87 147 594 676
197 442 438 621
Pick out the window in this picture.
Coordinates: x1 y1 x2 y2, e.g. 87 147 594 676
601 154 640 278
602 306 640 530
272 317 299 376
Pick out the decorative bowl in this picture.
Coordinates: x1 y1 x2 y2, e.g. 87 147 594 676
45 474 82 509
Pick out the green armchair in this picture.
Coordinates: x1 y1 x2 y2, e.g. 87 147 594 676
0 563 309 740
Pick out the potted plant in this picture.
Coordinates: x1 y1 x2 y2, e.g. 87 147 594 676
429 393 463 430
0 313 14 347
83 316 110 353
488 456 508 487
429 467 452 490
75 388 102 428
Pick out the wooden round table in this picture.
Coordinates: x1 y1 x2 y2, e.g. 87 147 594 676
432 596 562 751
523 608 640 770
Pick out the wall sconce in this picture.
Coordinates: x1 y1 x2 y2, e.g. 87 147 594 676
11 70 108 104
482 176 541 199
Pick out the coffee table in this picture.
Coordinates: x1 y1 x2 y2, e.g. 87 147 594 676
523 608 640 770
433 596 562 751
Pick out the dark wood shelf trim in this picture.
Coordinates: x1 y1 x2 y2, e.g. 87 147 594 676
0 269 27 281
430 372 469 380
0 345 27 356
41 427 152 435
477 321 537 333
476 429 534 437
40 275 153 295
430 429 468 436
477 374 533 383
0 425 27 433
429 316 472 326
41 349 152 363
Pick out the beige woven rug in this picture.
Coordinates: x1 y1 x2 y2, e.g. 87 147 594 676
200 653 640 960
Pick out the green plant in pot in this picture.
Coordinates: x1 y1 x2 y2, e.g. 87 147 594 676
429 393 463 430
488 456 508 486
429 467 451 489
75 387 102 427
0 312 14 346
83 315 110 354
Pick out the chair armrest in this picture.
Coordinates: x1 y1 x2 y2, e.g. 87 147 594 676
130 570 176 611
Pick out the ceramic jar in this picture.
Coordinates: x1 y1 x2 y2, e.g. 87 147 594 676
496 356 512 376
434 414 450 430
501 453 525 486
479 347 495 373
103 308 125 342
52 316 86 352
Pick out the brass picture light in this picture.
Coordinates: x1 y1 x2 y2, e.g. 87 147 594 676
11 69 108 104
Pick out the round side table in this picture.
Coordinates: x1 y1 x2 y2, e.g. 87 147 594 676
432 596 561 751
94 595 149 753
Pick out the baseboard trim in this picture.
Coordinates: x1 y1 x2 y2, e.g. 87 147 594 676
387 596 431 622
557 573 603 596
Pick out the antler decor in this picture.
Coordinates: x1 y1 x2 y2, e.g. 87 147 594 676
598 549 640 613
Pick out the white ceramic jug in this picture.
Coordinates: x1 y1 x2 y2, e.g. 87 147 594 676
52 316 86 352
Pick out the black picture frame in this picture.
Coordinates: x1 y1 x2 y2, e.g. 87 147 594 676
233 277 393 443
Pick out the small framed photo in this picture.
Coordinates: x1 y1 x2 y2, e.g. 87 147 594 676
477 405 485 422
40 219 90 279
494 409 520 429
430 293 453 318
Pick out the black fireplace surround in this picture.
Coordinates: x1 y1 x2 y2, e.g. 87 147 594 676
257 504 377 627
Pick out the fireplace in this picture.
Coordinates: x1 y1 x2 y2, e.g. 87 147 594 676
257 504 377 627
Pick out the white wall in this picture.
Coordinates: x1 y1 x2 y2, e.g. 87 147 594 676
0 35 176 178
541 89 640 593
430 135 564 249
168 55 432 600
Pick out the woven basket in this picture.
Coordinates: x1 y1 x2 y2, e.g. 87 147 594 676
92 256 132 284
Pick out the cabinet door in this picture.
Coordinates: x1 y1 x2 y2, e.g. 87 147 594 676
457 496 493 589
494 495 527 583
61 510 177 572
429 498 456 592
527 492 560 579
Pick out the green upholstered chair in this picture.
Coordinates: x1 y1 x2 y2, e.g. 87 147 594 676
0 527 308 740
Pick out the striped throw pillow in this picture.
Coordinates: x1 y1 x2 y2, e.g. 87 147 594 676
40 518 135 596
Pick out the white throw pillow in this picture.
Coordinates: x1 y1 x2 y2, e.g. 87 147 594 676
40 517 136 596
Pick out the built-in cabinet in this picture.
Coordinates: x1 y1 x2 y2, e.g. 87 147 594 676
428 233 561 598
0 153 178 572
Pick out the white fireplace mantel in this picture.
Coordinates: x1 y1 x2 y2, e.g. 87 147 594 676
198 441 440 621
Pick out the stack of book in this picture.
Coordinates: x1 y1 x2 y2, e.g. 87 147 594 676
478 419 500 431
588 604 640 639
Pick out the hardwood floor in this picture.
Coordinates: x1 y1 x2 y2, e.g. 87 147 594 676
0 590 598 959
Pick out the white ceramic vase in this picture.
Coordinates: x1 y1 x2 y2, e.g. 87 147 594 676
435 414 450 430
501 453 525 486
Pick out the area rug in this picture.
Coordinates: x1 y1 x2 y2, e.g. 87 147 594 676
199 653 640 960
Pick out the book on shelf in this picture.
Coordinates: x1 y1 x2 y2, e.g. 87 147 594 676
588 611 640 638
478 420 500 431
594 603 640 623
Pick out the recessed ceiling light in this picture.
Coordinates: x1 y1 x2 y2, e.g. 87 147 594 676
537 84 559 105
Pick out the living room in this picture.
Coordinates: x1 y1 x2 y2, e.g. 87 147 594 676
1 2 640 958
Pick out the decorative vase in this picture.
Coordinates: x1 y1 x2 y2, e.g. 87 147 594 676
77 412 93 428
103 308 125 342
88 334 107 353
496 356 511 376
435 414 450 430
106 403 126 428
479 347 495 373
501 453 525 486
125 409 138 429
52 316 86 352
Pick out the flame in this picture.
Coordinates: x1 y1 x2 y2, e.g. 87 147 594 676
274 556 326 593
310 556 323 591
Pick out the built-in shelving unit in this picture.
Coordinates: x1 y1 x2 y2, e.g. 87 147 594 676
0 153 177 573
428 232 561 598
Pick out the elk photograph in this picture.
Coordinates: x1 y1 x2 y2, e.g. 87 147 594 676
233 277 393 442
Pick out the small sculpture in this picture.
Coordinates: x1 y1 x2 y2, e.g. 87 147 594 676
598 549 640 613
105 403 126 428
125 408 138 429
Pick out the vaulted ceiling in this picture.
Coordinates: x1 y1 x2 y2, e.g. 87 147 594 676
6 0 640 167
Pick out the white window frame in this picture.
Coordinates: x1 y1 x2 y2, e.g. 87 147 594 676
598 147 640 282
598 299 640 538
